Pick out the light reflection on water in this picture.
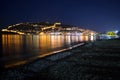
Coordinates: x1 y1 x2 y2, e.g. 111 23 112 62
1 34 95 68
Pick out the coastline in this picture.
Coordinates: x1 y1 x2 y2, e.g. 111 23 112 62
1 38 120 80
0 42 86 79
4 42 85 68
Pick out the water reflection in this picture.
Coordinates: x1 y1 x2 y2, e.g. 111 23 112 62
1 34 95 68
0 33 4 70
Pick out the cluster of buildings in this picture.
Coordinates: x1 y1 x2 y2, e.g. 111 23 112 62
1 22 97 36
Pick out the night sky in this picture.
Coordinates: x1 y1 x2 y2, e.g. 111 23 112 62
1 0 120 32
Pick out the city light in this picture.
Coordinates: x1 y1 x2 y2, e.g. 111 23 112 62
1 22 97 36
115 30 119 34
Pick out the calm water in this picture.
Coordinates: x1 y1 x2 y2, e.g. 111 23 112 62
1 34 95 68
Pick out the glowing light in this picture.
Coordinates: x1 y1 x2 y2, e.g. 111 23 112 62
90 35 94 41
115 30 119 34
8 26 12 29
17 32 25 35
91 32 94 36
40 32 44 35
2 29 8 31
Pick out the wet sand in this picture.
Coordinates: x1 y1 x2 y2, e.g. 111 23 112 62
1 38 120 80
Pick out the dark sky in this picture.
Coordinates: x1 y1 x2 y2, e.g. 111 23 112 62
1 0 120 32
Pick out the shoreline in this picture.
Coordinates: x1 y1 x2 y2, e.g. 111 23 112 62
0 42 86 80
1 38 120 80
4 42 85 69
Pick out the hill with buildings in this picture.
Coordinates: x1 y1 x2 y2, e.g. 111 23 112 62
1 22 97 35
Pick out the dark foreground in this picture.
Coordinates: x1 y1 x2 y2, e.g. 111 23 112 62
1 38 120 80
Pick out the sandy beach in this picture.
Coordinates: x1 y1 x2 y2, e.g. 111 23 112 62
1 38 120 80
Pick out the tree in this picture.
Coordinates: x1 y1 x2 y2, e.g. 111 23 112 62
107 31 116 36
